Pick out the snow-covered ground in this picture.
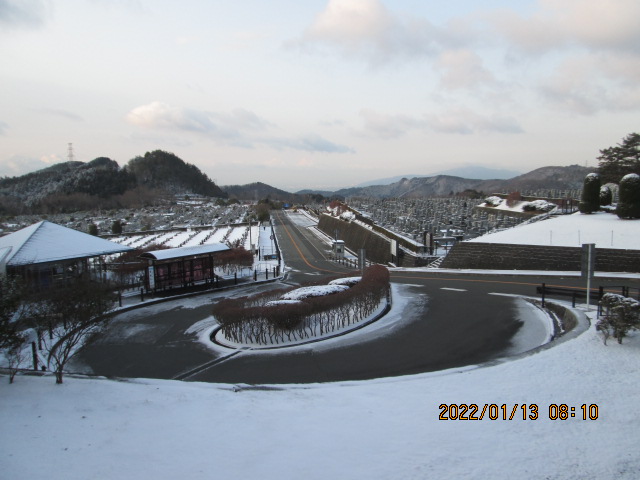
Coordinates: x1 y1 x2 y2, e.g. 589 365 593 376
2 211 639 479
2 302 638 480
472 211 639 249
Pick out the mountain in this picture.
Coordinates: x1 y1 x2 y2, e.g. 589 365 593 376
126 150 225 198
329 165 593 199
355 166 521 187
223 182 326 204
0 150 225 213
430 165 521 180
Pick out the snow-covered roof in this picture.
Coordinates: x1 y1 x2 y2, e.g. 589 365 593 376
140 243 229 261
0 221 133 266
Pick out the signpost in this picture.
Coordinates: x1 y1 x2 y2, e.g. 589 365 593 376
581 243 596 310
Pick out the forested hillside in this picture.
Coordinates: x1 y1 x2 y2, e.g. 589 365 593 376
0 150 226 214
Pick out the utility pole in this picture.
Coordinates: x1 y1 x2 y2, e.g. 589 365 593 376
67 143 75 162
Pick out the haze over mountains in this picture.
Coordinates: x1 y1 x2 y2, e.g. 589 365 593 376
0 150 593 214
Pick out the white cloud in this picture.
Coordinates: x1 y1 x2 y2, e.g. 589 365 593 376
0 120 8 135
538 54 640 115
490 0 640 55
293 0 440 63
0 153 63 177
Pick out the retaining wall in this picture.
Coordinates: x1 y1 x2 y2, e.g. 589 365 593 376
440 242 640 272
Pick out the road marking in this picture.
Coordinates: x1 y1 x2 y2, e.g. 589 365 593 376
275 211 344 275
440 287 467 292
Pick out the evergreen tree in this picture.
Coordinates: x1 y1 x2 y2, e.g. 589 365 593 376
616 173 640 219
597 133 640 184
599 185 613 206
579 173 600 214
111 220 123 234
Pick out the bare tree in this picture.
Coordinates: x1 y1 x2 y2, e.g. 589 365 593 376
30 279 116 383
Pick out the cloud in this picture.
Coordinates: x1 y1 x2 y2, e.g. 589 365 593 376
291 0 440 63
0 0 48 29
436 49 498 91
0 120 8 135
127 102 353 154
489 0 640 55
427 108 524 135
357 107 522 137
267 134 355 154
34 108 84 122
0 153 63 177
538 54 640 115
126 102 271 148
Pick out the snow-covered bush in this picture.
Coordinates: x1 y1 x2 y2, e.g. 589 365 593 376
213 266 390 345
599 185 613 206
339 211 356 222
616 173 640 219
483 196 503 207
596 293 640 344
522 200 556 212
329 277 361 287
579 173 600 214
281 284 349 301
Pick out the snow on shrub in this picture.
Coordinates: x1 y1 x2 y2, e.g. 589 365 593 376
483 196 503 207
212 265 390 345
281 284 349 301
616 173 640 219
264 299 302 307
596 293 640 344
339 211 356 221
579 173 601 214
329 276 361 287
522 200 557 212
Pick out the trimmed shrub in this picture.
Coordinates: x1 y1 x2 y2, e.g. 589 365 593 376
616 173 640 219
579 173 600 214
599 185 613 206
212 265 390 345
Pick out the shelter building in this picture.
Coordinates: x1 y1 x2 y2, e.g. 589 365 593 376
140 243 230 293
0 221 133 287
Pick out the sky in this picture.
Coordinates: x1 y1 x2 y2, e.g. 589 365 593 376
1 0 639 191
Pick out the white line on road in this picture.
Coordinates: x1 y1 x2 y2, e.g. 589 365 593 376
440 287 468 292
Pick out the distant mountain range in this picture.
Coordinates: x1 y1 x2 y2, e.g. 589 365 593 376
355 166 522 187
293 165 593 200
0 155 593 215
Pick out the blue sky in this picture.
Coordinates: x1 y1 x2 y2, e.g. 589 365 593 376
1 0 638 191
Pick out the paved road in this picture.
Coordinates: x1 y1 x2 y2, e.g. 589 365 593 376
74 210 640 384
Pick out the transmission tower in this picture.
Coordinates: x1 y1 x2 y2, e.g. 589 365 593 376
67 143 75 162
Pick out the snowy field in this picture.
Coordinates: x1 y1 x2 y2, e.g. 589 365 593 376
2 302 638 480
472 211 640 249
